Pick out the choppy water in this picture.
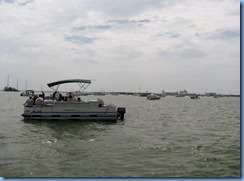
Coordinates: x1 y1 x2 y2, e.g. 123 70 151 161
0 92 240 177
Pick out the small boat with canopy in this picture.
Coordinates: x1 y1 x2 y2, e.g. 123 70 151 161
22 79 126 121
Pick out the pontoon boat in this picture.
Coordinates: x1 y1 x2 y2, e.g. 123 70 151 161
22 79 126 121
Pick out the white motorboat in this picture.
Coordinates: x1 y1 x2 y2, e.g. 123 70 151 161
22 79 126 121
190 94 200 99
147 94 161 100
20 90 35 97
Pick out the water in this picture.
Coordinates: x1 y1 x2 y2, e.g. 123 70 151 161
0 92 240 177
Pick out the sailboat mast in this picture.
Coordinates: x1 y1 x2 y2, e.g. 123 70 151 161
17 77 18 90
7 75 9 87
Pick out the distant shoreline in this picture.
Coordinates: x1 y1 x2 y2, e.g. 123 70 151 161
0 90 240 97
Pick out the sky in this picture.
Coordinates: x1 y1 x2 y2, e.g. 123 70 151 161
0 0 240 94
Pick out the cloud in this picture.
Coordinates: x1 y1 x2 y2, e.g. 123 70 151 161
73 25 111 31
164 32 181 38
64 35 96 44
1 0 33 6
1 0 15 3
108 19 151 25
0 0 240 94
207 29 240 40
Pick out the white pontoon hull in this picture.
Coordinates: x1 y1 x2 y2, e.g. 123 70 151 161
22 112 117 120
22 100 121 121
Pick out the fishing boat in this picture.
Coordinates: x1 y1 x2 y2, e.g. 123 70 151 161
22 79 126 121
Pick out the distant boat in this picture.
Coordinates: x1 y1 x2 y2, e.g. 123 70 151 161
190 94 200 99
94 92 106 96
3 86 19 92
139 93 150 97
213 94 224 98
3 75 19 92
147 94 161 100
20 80 33 96
175 94 185 97
20 90 35 97
176 89 188 97
161 90 166 97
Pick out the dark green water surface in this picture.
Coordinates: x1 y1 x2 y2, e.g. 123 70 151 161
0 92 240 177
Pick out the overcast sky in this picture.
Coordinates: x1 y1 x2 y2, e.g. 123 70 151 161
0 0 240 94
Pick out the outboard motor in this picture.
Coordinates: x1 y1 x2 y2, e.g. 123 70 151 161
117 107 126 120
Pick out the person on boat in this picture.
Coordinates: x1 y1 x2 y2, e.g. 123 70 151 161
35 94 44 105
41 91 45 100
97 98 104 107
32 95 38 103
63 96 68 101
25 96 34 106
68 92 74 100
57 94 64 101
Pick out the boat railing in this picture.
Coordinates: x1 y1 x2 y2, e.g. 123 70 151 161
24 98 110 112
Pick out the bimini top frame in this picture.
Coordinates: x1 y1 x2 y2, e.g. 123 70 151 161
47 79 91 92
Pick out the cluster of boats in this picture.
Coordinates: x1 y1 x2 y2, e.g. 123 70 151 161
12 78 231 121
21 79 126 121
146 93 200 100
